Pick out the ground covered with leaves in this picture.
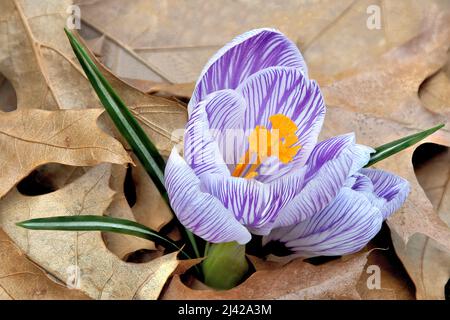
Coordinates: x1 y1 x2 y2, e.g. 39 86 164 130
0 0 449 300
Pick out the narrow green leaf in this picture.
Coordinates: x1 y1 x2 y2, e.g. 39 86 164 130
64 28 201 258
16 215 192 260
365 123 445 167
64 28 166 197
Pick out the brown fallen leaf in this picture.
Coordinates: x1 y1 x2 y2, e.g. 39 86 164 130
0 229 89 300
0 108 130 199
162 253 368 300
130 154 173 232
420 51 450 117
405 145 450 300
0 0 102 110
0 75 17 112
103 164 157 260
357 248 415 300
320 9 450 127
0 164 179 300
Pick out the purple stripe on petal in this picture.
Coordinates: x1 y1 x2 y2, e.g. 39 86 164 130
272 135 373 228
189 28 308 114
184 96 230 177
165 149 251 244
200 167 308 235
266 187 383 258
351 173 374 192
359 168 410 219
236 67 325 180
273 152 353 228
203 90 247 166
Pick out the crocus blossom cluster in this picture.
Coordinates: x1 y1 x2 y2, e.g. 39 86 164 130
164 28 410 257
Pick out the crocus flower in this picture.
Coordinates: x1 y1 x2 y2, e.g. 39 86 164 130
164 28 410 256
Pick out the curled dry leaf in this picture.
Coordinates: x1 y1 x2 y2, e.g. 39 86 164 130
0 164 179 300
0 229 89 300
420 51 450 117
162 253 368 300
0 109 130 199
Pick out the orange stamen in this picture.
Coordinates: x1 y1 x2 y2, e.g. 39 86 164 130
231 114 301 179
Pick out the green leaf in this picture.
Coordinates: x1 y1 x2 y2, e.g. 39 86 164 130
16 215 192 260
64 28 201 258
64 28 166 198
365 124 445 167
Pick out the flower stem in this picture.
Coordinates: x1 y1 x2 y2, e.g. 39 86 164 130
202 242 249 290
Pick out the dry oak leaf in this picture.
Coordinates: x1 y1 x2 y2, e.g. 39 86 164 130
0 108 130 199
0 0 188 156
0 0 102 110
319 11 450 127
0 229 89 300
0 164 179 300
162 253 368 300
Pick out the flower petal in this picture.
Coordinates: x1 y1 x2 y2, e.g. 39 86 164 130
359 168 410 219
184 95 231 176
273 134 373 228
266 187 383 258
305 133 374 179
190 28 307 113
203 90 247 166
165 149 251 244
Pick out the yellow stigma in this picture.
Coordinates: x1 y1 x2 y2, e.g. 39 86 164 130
232 114 301 179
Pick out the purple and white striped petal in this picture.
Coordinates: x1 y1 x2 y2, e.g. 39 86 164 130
236 67 326 179
199 165 309 235
203 90 247 166
272 134 373 228
165 149 251 244
184 95 230 177
359 168 410 219
266 187 383 258
190 28 308 114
